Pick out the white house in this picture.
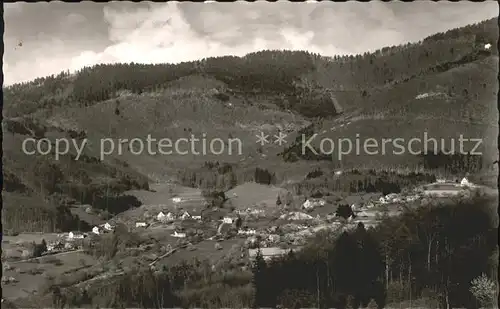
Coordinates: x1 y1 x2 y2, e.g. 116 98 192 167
223 217 233 224
484 43 492 50
135 222 147 228
460 177 471 187
92 226 100 235
379 197 388 204
171 231 186 238
334 170 343 175
157 212 166 221
67 231 85 239
302 199 313 209
233 193 238 197
100 222 113 231
172 197 182 203
385 193 399 201
180 211 191 220
165 212 176 221
392 197 403 203
192 215 202 221
238 229 256 235
302 198 326 210
406 195 419 202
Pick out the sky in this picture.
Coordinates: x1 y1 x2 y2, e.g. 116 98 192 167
3 1 498 86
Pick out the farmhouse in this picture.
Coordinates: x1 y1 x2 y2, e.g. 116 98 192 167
180 211 191 220
460 177 471 187
222 217 233 224
104 222 113 231
280 211 313 221
157 212 166 221
172 197 182 203
135 222 148 228
171 231 186 238
238 229 256 235
302 198 326 210
92 226 101 235
67 231 86 240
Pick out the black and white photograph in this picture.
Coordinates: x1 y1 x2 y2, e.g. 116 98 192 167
2 1 499 308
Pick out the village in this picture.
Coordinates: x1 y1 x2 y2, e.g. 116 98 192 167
34 176 479 264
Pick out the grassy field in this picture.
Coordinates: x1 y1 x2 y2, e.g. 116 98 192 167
2 234 99 300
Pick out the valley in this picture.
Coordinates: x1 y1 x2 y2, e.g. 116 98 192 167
2 15 498 309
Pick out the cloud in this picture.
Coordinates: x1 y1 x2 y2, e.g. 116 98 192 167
3 2 497 86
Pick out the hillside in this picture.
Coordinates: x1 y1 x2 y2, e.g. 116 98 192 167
2 18 498 234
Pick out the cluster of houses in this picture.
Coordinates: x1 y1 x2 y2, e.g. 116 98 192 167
91 222 114 235
235 207 265 217
421 177 475 198
43 222 117 253
156 211 202 222
134 210 203 228
301 198 326 211
279 211 314 221
238 228 257 235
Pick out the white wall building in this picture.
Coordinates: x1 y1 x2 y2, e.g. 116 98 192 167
166 212 176 221
92 226 100 235
135 222 147 228
68 231 85 239
238 229 256 235
460 177 471 187
171 231 186 238
157 212 166 221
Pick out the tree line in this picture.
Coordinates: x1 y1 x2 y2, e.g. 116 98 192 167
16 194 496 309
251 195 498 309
4 19 495 119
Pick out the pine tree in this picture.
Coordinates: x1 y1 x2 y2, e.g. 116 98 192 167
252 248 268 307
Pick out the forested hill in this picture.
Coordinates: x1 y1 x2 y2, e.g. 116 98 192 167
3 18 497 119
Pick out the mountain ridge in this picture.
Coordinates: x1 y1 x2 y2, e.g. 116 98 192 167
2 17 498 234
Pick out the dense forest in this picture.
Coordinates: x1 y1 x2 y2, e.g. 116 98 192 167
3 19 496 119
251 195 498 309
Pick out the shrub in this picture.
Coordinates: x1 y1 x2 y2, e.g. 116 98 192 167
470 273 497 308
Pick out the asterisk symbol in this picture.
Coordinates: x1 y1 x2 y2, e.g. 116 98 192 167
274 132 287 146
255 131 269 146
